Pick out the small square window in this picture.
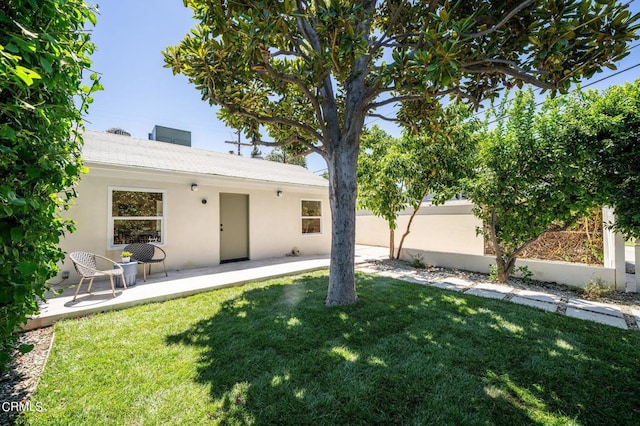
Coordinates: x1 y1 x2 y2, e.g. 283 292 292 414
301 200 322 234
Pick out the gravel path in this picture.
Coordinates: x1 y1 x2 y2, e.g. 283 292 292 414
364 259 640 309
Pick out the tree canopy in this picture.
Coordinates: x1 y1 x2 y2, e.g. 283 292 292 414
557 79 640 239
594 81 640 239
463 89 603 283
165 0 639 305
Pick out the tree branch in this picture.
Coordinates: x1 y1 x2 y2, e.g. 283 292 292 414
367 112 417 132
368 85 480 110
396 187 430 258
271 49 305 59
256 49 327 137
371 1 405 51
463 59 548 76
366 112 403 123
511 221 573 259
295 0 339 144
461 65 557 91
219 98 324 143
460 0 535 39
253 136 325 156
368 94 424 110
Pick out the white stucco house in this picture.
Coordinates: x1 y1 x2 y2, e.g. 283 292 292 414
57 130 330 280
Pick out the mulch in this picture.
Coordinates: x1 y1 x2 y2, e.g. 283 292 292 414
0 327 54 425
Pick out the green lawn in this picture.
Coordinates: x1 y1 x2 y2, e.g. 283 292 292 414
22 272 640 425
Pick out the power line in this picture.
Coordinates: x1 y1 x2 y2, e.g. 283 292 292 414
469 42 640 121
224 129 253 156
581 61 640 90
483 59 640 126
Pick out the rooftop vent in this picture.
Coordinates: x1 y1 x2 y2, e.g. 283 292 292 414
106 128 131 136
149 125 191 147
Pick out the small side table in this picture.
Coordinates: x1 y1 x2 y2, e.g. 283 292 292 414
115 261 137 288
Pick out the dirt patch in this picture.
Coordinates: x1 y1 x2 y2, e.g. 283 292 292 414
485 210 604 265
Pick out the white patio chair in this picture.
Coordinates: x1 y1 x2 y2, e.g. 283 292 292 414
69 251 127 301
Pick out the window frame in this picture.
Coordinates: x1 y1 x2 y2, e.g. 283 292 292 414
108 186 167 249
301 199 323 235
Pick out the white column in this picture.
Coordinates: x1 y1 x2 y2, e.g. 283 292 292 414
602 207 627 291
635 240 640 293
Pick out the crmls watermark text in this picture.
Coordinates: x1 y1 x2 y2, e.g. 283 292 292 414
1 400 44 413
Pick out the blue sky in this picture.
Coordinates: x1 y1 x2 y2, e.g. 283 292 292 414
84 1 640 174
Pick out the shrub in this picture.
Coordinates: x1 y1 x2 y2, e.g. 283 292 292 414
581 279 613 300
0 0 100 369
408 252 426 269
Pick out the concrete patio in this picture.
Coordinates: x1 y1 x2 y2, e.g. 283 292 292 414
25 245 639 331
25 245 388 330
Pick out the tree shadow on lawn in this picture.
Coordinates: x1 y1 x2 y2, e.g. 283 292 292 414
166 273 640 425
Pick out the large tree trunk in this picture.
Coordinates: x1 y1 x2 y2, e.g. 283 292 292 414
322 48 369 306
325 139 359 306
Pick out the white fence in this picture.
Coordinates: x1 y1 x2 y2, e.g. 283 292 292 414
356 202 632 291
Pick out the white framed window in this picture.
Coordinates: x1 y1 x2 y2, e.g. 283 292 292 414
108 187 166 248
301 199 322 235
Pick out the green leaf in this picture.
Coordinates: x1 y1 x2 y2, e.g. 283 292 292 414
87 11 97 26
4 43 20 53
26 166 41 178
15 65 41 86
0 124 16 141
9 195 26 206
39 56 53 73
10 227 24 242
18 261 38 275
18 344 34 354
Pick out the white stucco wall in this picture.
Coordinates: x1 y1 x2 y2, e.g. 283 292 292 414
356 202 623 290
356 201 484 255
398 249 616 289
248 190 330 260
57 164 330 280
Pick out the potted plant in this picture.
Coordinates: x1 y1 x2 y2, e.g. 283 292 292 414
121 251 132 263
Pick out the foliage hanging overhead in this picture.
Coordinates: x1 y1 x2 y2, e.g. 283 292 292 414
165 0 639 305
